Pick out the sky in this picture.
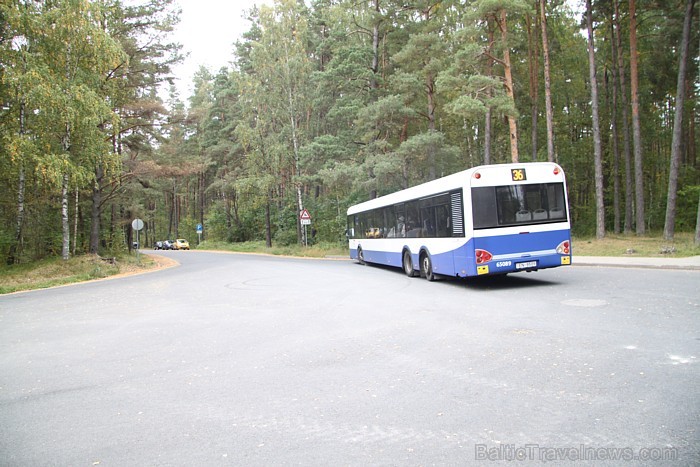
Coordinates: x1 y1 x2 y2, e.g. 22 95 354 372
168 0 585 100
169 0 272 99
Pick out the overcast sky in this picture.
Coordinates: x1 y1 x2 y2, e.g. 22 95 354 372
170 0 272 98
168 0 585 100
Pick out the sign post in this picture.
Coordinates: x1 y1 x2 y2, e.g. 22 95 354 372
131 218 144 263
299 209 311 247
196 223 203 245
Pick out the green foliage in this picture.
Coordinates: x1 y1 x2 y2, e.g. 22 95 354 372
2 0 699 265
0 0 181 262
676 183 700 231
0 253 157 294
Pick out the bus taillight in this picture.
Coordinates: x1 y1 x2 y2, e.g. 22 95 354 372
475 249 492 264
556 240 570 255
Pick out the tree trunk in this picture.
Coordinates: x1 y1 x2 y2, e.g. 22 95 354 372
265 195 272 248
61 125 71 261
422 3 437 179
73 188 79 256
288 86 304 246
586 0 605 239
61 173 70 260
125 208 132 253
371 0 380 90
689 84 697 167
614 0 634 234
609 10 621 234
483 15 495 165
427 71 437 179
8 100 26 265
629 0 645 235
540 0 556 163
499 9 519 163
174 194 179 238
526 12 539 161
484 110 493 165
90 163 103 254
168 183 175 239
199 170 205 229
223 190 232 235
663 0 695 240
695 192 700 245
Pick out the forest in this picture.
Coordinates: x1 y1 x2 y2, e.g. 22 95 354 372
1 0 698 264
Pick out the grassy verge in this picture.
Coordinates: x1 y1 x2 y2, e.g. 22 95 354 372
572 232 700 257
197 240 348 258
201 234 700 259
0 253 157 294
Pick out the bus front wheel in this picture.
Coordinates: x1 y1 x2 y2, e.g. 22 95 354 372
357 247 365 265
421 253 436 281
403 250 417 277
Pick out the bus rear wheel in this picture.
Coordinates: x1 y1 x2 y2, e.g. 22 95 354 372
357 247 365 265
421 253 436 281
403 250 417 277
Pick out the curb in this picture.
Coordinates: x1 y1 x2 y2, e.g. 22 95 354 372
572 256 700 271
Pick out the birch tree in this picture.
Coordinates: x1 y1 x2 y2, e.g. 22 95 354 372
43 1 124 259
1 0 40 264
241 0 313 245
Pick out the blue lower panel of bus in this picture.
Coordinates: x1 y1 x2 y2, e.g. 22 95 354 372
350 229 571 278
468 229 571 276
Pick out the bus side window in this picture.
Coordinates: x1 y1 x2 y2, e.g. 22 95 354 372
405 201 421 237
393 204 405 238
436 204 450 237
421 208 435 237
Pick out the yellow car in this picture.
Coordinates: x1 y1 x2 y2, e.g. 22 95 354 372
174 238 190 250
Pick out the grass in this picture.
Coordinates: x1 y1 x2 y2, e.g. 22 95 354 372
197 240 348 258
0 253 157 295
201 234 700 259
200 234 700 259
572 231 700 257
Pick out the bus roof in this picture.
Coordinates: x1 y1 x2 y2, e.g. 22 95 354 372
347 162 564 215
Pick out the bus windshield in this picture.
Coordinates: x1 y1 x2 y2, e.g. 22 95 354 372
472 182 567 229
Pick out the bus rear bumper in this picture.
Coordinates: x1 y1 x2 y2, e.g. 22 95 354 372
476 253 571 276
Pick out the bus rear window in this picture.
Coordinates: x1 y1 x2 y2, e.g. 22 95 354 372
472 183 567 229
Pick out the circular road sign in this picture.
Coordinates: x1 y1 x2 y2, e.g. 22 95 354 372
131 218 145 231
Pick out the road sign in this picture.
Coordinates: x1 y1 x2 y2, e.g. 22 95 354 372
131 218 144 231
131 218 144 261
196 223 203 233
300 209 311 225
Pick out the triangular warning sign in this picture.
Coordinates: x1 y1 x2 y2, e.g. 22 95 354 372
300 209 311 220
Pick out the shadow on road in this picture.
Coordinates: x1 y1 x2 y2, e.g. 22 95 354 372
354 261 562 291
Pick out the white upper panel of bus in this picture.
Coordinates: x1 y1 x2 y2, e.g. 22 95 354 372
347 162 565 215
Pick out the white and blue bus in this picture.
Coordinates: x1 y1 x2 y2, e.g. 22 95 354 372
347 162 571 280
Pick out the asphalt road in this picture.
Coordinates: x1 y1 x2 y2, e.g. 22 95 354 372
0 251 698 466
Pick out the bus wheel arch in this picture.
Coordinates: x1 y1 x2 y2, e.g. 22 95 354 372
357 246 365 265
420 250 436 281
402 248 417 277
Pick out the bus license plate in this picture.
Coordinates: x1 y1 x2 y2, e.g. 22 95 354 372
516 260 538 270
